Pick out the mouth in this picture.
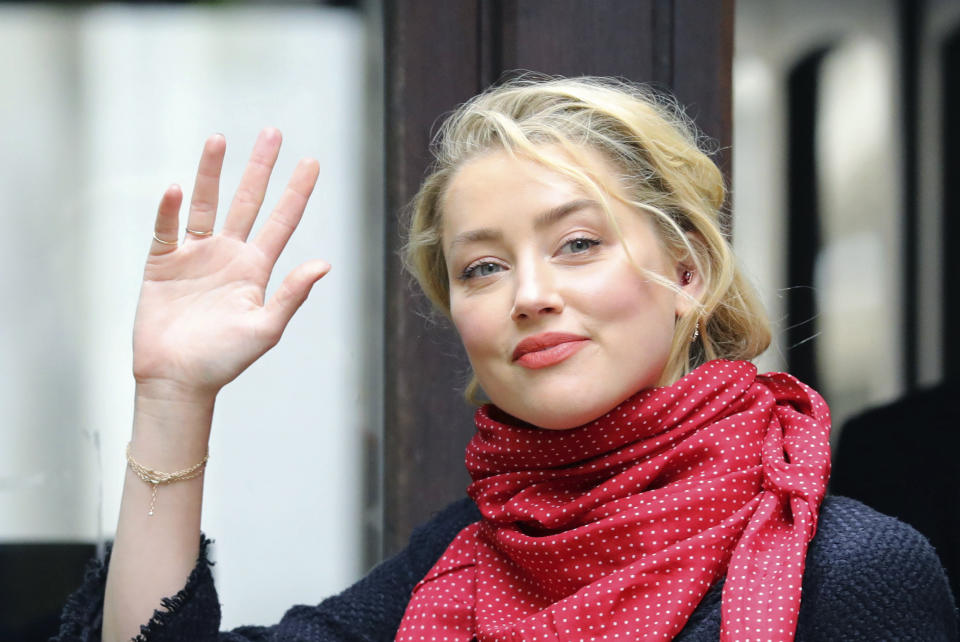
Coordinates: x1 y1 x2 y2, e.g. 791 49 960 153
512 332 589 369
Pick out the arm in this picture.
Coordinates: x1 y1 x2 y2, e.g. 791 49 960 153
99 129 328 642
102 386 215 641
57 499 482 642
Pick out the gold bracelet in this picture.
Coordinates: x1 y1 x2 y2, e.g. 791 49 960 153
126 443 209 516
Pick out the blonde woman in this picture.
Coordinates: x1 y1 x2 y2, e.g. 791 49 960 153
58 77 957 641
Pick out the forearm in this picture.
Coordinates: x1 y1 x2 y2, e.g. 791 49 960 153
102 383 215 642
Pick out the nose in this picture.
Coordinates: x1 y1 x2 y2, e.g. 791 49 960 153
510 260 564 321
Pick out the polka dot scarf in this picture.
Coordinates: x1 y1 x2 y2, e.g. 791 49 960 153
396 360 831 641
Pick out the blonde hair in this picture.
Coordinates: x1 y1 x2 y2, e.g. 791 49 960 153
404 75 770 403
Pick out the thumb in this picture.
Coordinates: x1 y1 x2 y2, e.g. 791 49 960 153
264 259 331 335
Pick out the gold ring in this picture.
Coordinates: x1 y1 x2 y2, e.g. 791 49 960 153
186 228 213 237
153 233 177 246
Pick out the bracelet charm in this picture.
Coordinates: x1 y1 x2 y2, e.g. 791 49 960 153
126 443 209 516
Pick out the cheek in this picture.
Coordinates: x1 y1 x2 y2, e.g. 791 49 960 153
578 264 674 324
450 298 497 359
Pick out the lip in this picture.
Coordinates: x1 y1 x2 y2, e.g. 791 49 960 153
512 332 589 369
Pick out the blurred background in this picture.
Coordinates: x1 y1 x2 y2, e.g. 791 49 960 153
735 0 956 430
0 0 381 637
0 0 957 639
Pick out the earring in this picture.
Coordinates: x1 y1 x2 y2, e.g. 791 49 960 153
681 270 693 286
691 318 700 343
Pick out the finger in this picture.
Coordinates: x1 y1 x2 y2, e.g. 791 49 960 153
262 259 331 342
185 134 226 241
222 127 282 241
252 158 320 266
151 184 183 254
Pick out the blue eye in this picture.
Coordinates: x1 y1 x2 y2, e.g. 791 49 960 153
460 261 504 280
561 237 601 254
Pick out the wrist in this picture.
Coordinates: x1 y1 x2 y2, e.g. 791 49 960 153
135 378 218 408
132 380 216 461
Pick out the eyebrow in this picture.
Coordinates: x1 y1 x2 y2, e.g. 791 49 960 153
448 198 601 250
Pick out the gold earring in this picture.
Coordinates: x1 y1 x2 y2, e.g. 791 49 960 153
691 318 700 343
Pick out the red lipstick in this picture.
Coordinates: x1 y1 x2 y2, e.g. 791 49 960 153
512 332 589 369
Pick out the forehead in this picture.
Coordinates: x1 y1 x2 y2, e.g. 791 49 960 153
441 145 622 237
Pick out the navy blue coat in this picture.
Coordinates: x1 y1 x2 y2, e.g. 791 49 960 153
55 495 958 641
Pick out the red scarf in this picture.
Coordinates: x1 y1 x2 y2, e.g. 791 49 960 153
396 360 831 641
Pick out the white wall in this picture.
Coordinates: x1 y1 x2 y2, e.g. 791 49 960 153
0 4 373 629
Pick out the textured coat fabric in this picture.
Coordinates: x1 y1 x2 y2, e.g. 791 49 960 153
55 495 958 641
397 361 831 642
831 381 960 608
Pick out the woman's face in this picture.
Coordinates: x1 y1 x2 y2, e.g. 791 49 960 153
442 145 699 430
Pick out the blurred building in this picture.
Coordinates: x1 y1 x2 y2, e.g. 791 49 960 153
0 2 376 637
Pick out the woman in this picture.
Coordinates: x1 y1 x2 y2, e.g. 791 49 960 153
57 77 957 641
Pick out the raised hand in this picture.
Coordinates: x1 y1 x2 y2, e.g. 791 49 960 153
132 129 330 398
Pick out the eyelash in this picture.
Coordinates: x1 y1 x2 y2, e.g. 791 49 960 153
459 261 503 281
560 236 601 254
458 236 602 281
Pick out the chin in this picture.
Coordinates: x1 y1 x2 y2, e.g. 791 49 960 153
490 378 658 431
508 400 612 431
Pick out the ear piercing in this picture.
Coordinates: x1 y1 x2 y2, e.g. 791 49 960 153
679 270 699 341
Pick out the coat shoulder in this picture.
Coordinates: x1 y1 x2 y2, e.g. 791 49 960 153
797 495 959 641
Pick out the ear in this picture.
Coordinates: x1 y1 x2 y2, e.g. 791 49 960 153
672 253 706 319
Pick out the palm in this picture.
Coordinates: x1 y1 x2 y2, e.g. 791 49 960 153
133 129 328 394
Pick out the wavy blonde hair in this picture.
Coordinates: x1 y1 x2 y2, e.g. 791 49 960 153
404 75 770 403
